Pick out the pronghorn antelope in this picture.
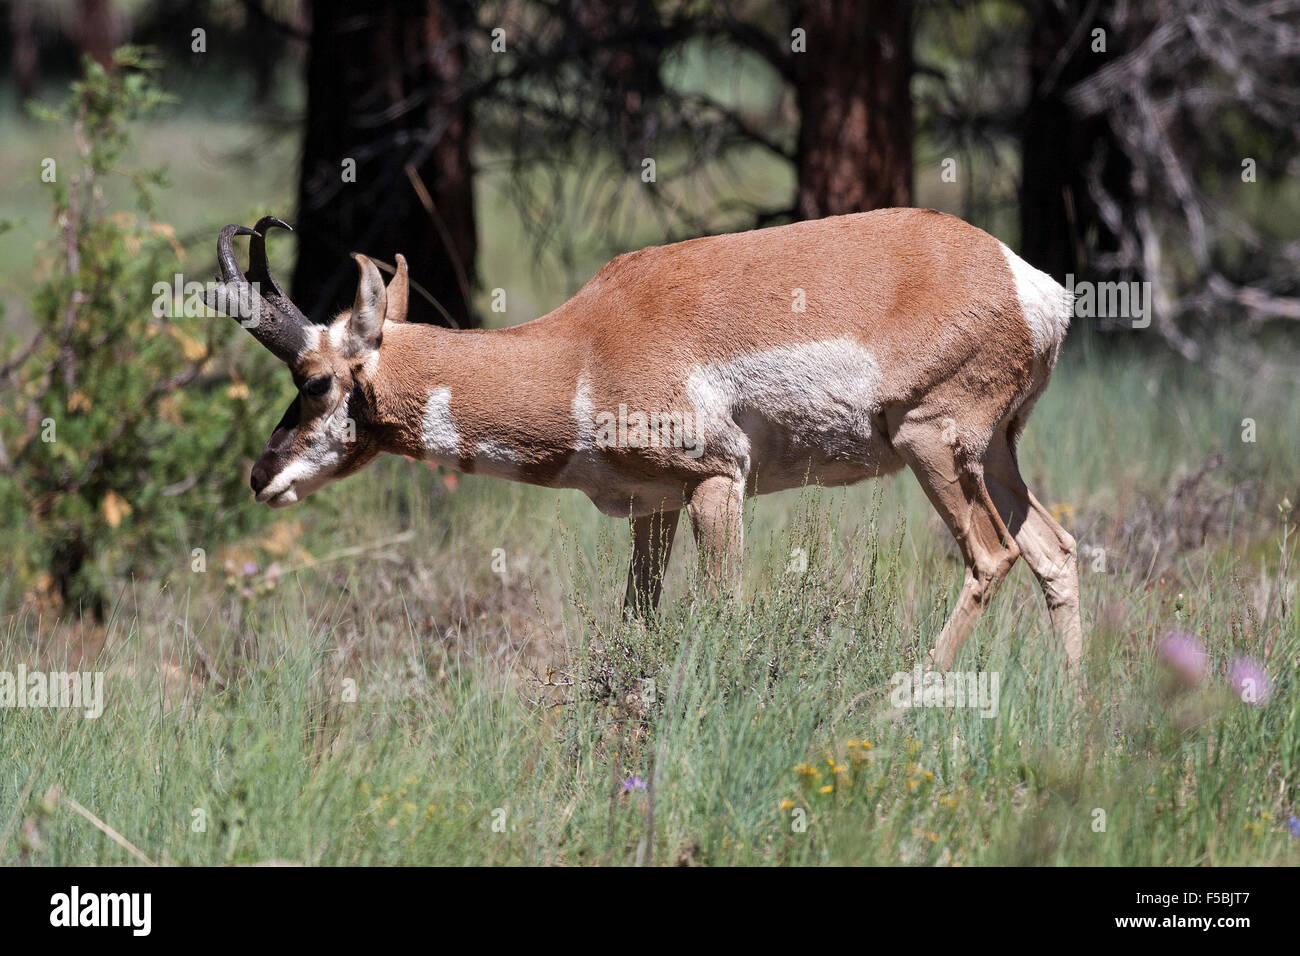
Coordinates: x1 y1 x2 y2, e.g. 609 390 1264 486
205 209 1082 677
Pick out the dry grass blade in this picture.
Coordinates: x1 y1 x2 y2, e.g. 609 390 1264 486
53 787 156 866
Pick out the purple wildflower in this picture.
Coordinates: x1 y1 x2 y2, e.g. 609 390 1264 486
1288 816 1299 839
622 777 647 792
1159 630 1207 687
1228 657 1270 705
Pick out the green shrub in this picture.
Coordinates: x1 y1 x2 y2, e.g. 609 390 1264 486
0 49 273 617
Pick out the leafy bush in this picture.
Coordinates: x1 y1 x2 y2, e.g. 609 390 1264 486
0 49 274 618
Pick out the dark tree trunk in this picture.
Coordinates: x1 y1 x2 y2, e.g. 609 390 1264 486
10 0 40 104
76 0 118 71
52 533 104 622
793 0 913 218
293 0 478 328
1019 0 1133 280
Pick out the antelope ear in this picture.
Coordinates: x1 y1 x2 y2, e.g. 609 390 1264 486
346 253 387 354
385 253 409 323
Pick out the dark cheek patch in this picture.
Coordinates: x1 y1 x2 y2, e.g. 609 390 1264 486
259 398 302 473
349 381 368 416
275 398 301 432
335 382 376 477
260 382 380 487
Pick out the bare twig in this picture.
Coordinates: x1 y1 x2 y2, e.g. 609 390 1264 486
176 617 229 690
275 530 417 576
52 787 156 866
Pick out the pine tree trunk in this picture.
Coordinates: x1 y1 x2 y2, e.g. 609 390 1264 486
293 0 478 327
76 0 118 71
1019 0 1132 280
793 0 913 218
10 0 40 104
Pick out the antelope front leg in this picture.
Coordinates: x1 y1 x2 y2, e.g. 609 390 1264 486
686 475 744 600
623 508 681 620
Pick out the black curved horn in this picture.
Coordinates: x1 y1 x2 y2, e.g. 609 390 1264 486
205 220 312 363
248 217 299 310
217 224 255 281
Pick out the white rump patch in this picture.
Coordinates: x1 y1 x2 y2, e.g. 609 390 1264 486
999 242 1072 356
421 387 460 463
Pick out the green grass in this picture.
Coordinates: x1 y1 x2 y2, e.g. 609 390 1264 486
2 343 1297 866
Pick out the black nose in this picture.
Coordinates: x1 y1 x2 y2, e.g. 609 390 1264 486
250 463 270 495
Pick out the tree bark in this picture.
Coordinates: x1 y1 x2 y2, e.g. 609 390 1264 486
293 0 478 327
1019 0 1132 280
76 0 119 71
793 0 913 218
10 0 40 104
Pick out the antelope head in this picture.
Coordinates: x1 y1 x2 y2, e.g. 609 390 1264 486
206 217 410 507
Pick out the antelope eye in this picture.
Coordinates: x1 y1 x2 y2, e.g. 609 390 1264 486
302 375 332 398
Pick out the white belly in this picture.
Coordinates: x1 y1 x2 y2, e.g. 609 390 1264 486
688 339 904 493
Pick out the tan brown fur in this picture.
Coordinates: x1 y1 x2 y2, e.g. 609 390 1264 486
240 207 1083 684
